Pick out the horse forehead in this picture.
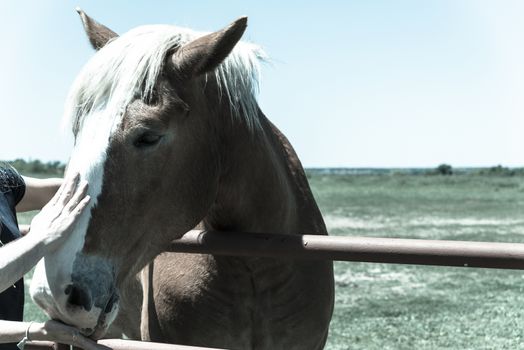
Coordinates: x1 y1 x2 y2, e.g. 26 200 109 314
71 108 123 162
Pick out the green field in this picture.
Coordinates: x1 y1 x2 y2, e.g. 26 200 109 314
309 173 524 350
18 172 524 349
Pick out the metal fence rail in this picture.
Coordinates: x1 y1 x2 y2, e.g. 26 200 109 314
25 339 224 350
168 229 524 270
24 230 524 350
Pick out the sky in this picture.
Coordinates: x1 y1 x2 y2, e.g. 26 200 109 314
0 1 523 168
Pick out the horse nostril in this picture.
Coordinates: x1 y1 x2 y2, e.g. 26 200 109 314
64 284 73 295
66 284 93 312
104 293 118 314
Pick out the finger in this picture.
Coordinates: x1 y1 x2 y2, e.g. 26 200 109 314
62 195 92 227
47 173 78 208
40 175 79 221
58 195 91 231
64 180 89 213
66 329 107 350
45 176 70 208
72 195 91 215
57 173 81 208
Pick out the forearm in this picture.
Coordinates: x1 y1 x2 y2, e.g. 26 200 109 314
0 235 46 292
17 177 62 212
0 321 34 343
0 320 102 349
0 321 63 344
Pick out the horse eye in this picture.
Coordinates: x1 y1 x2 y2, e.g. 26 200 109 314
144 88 159 105
134 133 163 148
135 87 159 105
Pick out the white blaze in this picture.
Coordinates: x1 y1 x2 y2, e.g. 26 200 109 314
30 109 123 328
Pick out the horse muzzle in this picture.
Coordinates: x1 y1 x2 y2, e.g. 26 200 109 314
30 254 120 337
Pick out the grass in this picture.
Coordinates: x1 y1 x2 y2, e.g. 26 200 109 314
309 173 524 349
17 212 47 323
18 173 524 349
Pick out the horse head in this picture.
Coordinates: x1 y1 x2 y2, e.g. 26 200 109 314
30 10 261 338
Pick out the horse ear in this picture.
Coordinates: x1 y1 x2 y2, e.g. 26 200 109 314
171 17 247 79
76 8 118 50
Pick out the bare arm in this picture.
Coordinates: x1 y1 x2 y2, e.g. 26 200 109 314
0 175 90 292
16 176 62 212
0 176 101 348
0 320 106 349
0 232 46 292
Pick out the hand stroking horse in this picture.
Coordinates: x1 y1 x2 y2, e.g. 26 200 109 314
30 9 334 350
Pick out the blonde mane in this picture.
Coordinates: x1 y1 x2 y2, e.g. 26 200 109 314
65 24 266 136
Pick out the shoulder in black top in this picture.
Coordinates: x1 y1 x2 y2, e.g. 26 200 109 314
0 165 26 350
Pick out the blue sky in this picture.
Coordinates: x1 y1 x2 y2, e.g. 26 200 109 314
0 1 523 167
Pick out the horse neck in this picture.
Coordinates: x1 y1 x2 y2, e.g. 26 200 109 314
204 108 326 236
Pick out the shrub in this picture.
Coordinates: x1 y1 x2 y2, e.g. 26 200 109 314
479 165 516 176
435 164 453 176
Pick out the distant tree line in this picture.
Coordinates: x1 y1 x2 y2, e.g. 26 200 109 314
3 159 66 176
428 164 524 176
306 165 524 177
4 159 523 178
477 165 524 176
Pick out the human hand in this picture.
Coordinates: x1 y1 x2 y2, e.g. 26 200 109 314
30 320 109 350
27 173 90 252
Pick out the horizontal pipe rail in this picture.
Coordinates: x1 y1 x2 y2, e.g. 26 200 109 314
24 342 66 350
26 231 524 350
25 339 224 350
168 230 524 270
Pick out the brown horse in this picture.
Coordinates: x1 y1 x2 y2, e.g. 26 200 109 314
30 10 334 349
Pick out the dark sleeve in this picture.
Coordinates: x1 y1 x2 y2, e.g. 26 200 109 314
13 172 26 205
0 166 26 206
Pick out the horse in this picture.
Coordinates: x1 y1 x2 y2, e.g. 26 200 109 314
30 9 334 349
